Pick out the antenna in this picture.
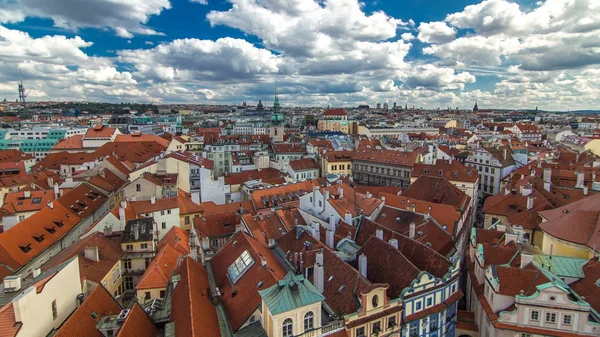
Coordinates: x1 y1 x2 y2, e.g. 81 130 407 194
18 70 26 105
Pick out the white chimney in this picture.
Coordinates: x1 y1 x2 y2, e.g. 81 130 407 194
504 186 511 196
23 190 30 198
375 229 383 240
344 212 352 225
389 239 398 249
505 233 518 245
576 172 585 189
584 186 589 196
338 187 344 199
358 254 367 278
261 257 267 267
84 246 100 262
520 253 533 269
409 222 416 239
314 252 324 293
47 201 54 209
316 252 324 266
323 189 330 201
32 268 41 278
527 195 534 210
543 168 552 183
328 216 336 231
54 183 60 199
366 191 372 199
151 195 156 204
312 186 319 207
312 225 320 241
120 200 127 209
326 229 335 249
544 182 551 192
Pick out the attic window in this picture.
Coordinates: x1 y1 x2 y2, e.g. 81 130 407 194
338 285 345 293
91 312 98 319
45 226 56 234
438 170 443 176
53 221 64 228
19 244 32 253
77 201 87 208
228 250 255 284
32 198 42 204
33 234 45 242
423 169 429 174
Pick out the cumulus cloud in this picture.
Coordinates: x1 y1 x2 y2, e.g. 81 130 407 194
417 21 456 44
403 64 475 90
4 0 170 37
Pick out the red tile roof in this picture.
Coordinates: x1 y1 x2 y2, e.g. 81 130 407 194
412 160 478 183
289 158 319 171
495 264 549 296
224 168 286 185
53 135 84 150
210 232 286 330
84 125 118 139
402 176 470 211
1 190 55 215
114 134 169 147
352 149 419 167
41 232 123 284
115 303 157 337
0 303 21 337
0 149 34 163
54 285 122 337
158 226 190 255
571 258 600 313
324 109 347 116
171 257 221 337
128 198 178 215
136 243 182 290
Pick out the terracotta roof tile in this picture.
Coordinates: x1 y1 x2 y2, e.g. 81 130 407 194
0 303 21 337
402 176 470 211
412 160 478 183
54 286 121 337
84 125 118 139
289 158 319 171
136 243 182 290
116 303 157 337
114 134 169 148
224 168 286 186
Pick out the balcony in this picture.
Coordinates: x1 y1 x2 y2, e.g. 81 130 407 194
295 321 344 337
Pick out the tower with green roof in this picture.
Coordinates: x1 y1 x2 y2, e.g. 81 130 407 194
269 89 285 142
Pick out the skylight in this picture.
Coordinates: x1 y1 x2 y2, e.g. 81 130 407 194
228 250 255 284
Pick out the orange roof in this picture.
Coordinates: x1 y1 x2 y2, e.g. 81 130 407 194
223 168 286 186
251 180 319 209
129 198 178 215
116 303 157 337
52 135 84 150
0 149 34 163
171 257 221 337
289 158 319 171
54 286 121 337
177 192 204 215
158 226 190 255
352 149 419 167
324 109 347 116
84 125 117 138
242 211 290 246
95 142 166 164
402 176 470 211
199 200 254 216
0 303 21 337
2 190 55 215
412 159 478 183
211 232 286 330
136 243 182 290
114 134 169 148
41 232 123 284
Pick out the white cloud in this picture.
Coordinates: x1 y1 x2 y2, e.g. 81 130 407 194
190 0 208 4
403 64 475 90
401 33 415 41
417 21 456 44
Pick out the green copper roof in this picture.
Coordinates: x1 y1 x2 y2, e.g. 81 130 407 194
270 90 284 126
259 272 324 315
533 255 587 279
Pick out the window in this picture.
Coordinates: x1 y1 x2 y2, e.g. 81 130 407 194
521 334 531 337
141 243 148 250
160 290 166 298
430 315 438 330
161 222 166 229
125 244 133 251
161 210 165 216
228 250 255 284
530 310 539 321
415 301 422 310
563 314 572 325
426 297 433 307
167 210 171 214
185 216 190 225
356 327 365 337
387 316 396 329
124 277 133 290
136 184 141 192
409 322 418 336
545 312 557 323
282 318 293 337
372 295 379 308
124 259 131 270
304 311 314 331
372 321 381 335
52 300 57 320
144 292 151 300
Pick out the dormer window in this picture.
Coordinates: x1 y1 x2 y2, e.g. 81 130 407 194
53 221 64 228
227 250 254 284
33 234 45 242
19 244 32 253
45 226 56 234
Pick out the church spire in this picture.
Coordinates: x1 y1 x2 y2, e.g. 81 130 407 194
473 101 479 112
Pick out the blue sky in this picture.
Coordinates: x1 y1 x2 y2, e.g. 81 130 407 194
0 0 598 110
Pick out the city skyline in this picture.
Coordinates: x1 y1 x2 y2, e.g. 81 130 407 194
0 0 598 110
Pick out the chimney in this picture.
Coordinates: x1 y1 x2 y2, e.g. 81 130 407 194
408 203 416 212
409 222 416 239
584 186 589 196
520 253 533 269
326 229 335 248
32 268 41 278
312 186 319 207
366 191 372 199
328 216 336 231
134 226 140 241
389 239 398 249
261 257 267 267
544 182 551 192
120 200 127 209
47 177 53 187
84 246 100 262
503 148 507 160
23 190 30 198
358 254 368 278
323 189 330 201
338 186 344 199
543 168 551 183
118 207 126 230
47 201 54 209
375 229 384 240
504 185 510 196
575 171 585 189
235 224 244 233
314 252 324 293
54 183 60 199
151 195 156 204
257 213 264 221
527 195 534 210
293 216 298 226
312 225 320 241
344 212 352 225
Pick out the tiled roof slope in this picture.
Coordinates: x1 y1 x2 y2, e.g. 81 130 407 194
53 286 122 337
171 257 221 337
115 303 157 337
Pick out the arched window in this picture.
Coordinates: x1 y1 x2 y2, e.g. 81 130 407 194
283 318 293 337
304 311 314 331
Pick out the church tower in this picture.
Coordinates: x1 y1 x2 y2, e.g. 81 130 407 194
269 89 285 142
